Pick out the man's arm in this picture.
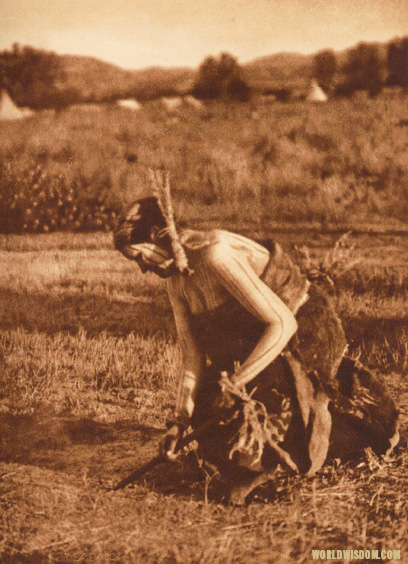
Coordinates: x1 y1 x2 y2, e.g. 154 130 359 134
161 285 205 459
206 242 298 388
167 284 205 425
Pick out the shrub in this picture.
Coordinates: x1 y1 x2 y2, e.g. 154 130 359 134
0 162 118 233
193 53 251 102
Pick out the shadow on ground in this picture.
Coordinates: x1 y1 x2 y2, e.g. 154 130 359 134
0 289 174 338
0 412 159 482
0 412 206 497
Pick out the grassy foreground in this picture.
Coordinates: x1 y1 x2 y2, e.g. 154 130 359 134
0 230 407 563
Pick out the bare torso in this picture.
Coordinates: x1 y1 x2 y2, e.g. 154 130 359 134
167 229 271 316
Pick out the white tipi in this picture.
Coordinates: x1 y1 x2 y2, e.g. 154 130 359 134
116 98 142 111
0 90 26 120
306 80 328 103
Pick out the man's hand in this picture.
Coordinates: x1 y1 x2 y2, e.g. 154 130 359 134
214 388 236 411
159 423 184 461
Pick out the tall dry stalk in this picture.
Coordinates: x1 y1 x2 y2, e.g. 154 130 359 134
148 168 192 275
293 231 360 288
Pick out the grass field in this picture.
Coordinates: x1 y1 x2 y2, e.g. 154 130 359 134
1 91 408 234
1 90 408 563
1 229 407 563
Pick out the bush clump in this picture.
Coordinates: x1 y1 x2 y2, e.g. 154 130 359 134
0 162 118 234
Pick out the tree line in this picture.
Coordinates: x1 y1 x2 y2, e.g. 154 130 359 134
192 52 251 102
194 39 408 101
314 37 408 97
0 44 82 110
1 39 407 109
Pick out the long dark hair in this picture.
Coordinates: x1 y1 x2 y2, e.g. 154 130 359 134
113 197 167 251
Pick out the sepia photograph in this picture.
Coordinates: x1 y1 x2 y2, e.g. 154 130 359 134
0 1 407 562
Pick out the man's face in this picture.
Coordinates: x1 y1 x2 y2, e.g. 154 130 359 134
129 243 175 278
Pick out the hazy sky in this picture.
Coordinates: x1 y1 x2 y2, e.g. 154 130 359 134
1 0 407 69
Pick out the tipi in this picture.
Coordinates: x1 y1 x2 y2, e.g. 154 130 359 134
161 96 183 113
184 95 204 110
116 98 142 111
0 90 26 120
306 80 328 103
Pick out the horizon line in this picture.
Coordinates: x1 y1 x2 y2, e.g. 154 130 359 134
1 33 405 73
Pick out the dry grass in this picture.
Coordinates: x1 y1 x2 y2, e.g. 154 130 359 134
1 231 407 563
1 92 408 234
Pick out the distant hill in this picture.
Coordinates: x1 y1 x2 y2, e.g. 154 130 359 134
243 52 315 89
57 50 317 101
57 55 136 100
131 66 195 98
58 55 195 102
243 41 389 92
